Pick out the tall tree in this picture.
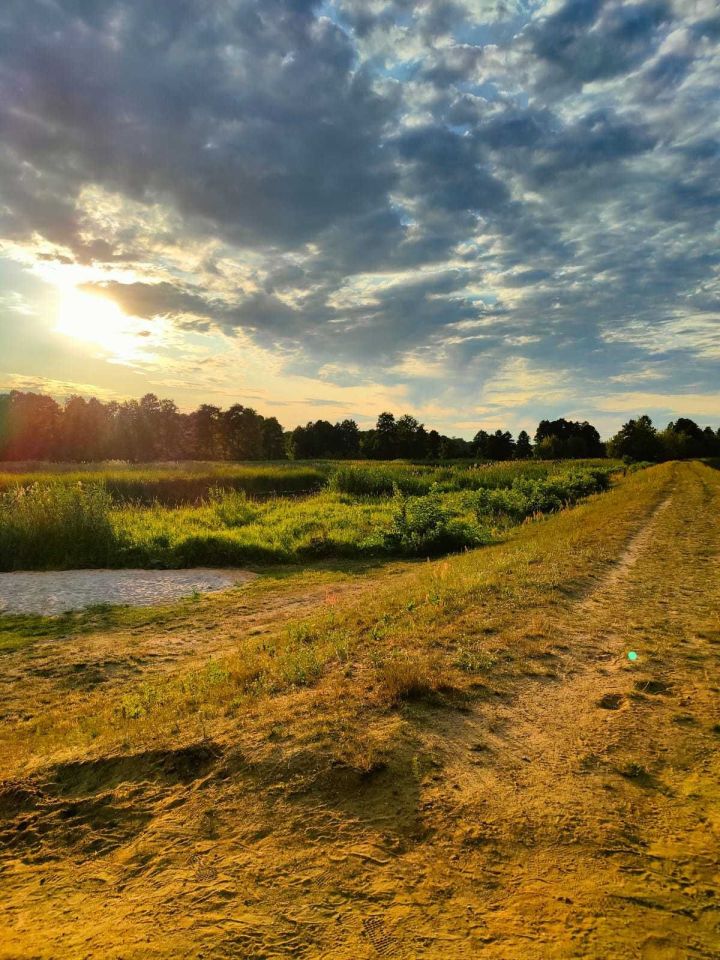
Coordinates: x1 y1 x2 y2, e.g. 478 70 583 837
474 428 515 460
534 418 604 459
515 430 533 459
336 419 361 458
223 405 264 459
607 415 663 462
190 404 223 460
0 391 62 460
262 417 287 459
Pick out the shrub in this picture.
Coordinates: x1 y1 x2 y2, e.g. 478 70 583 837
471 467 613 524
329 465 432 497
385 489 486 556
0 482 118 571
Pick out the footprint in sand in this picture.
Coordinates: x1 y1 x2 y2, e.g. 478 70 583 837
597 692 625 710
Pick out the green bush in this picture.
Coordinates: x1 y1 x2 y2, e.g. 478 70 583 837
385 489 486 556
472 467 613 524
0 483 118 571
329 464 433 497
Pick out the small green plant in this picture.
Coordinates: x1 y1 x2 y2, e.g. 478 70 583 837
208 487 259 527
278 645 323 687
453 645 498 673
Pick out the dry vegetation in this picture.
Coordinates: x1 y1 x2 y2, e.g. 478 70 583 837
1 460 719 958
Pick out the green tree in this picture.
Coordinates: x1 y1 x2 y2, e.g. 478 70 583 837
534 418 604 459
515 430 533 459
607 415 663 462
262 417 287 459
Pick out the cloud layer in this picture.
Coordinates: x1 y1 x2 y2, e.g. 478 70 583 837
1 0 718 430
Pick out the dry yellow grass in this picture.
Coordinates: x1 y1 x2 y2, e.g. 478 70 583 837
1 461 719 958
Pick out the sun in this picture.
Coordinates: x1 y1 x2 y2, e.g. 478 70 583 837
55 287 145 360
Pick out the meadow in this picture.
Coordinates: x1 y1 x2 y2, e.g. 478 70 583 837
0 459 618 570
1 460 718 960
0 461 330 503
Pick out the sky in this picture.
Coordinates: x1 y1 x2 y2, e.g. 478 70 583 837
0 0 718 439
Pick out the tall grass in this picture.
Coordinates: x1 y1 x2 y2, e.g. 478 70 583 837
328 459 617 496
328 464 435 496
0 483 117 571
0 458 621 505
0 463 618 571
0 463 329 505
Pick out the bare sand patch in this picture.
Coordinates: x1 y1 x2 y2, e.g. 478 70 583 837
0 568 256 615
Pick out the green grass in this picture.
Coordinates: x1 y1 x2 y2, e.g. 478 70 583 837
0 483 116 569
0 457 619 504
0 461 620 570
328 458 615 496
0 461 330 504
0 603 183 654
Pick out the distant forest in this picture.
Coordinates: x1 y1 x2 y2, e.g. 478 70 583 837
0 390 718 463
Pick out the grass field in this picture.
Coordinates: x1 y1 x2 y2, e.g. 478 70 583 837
0 461 331 503
0 457 616 501
0 459 617 569
1 460 718 958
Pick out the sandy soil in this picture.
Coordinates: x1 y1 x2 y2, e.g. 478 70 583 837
0 567 256 615
1 465 719 959
0 573 381 727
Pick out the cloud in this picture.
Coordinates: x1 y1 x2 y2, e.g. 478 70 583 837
520 0 671 93
593 390 720 419
0 374 121 402
0 0 718 431
80 281 214 321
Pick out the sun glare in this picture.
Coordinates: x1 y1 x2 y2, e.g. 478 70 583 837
55 287 146 361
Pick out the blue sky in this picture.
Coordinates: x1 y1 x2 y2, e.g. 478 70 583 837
0 0 718 437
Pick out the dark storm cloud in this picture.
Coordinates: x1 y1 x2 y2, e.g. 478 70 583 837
1 0 719 405
521 0 671 91
0 0 399 253
395 125 509 212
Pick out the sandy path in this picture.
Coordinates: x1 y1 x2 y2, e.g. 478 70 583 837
405 466 720 958
0 567 256 615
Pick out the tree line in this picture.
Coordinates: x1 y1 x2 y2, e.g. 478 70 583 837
0 391 285 462
607 415 720 461
0 390 718 463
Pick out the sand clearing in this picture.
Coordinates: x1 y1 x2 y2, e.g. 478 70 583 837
0 568 256 615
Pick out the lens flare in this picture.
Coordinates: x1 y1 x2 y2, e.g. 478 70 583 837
55 286 148 362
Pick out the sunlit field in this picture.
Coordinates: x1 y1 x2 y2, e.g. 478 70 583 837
2 461 719 960
0 459 619 569
2 0 718 954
